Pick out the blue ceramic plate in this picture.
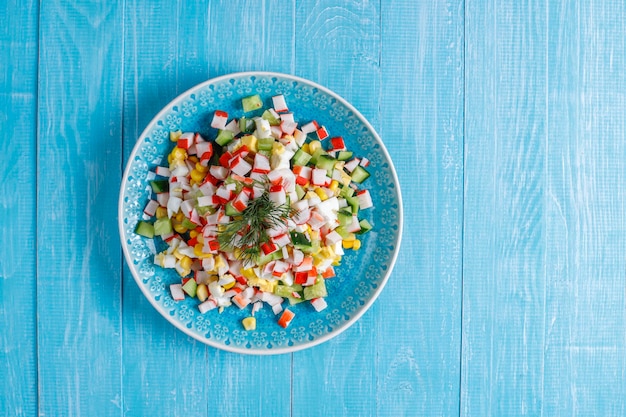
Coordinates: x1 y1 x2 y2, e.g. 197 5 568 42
119 72 402 354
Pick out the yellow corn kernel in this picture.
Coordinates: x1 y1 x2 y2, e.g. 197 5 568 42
180 256 192 271
193 244 204 257
195 162 208 173
242 317 256 331
314 188 328 201
173 249 184 260
223 280 236 290
170 130 182 142
175 211 185 222
190 169 205 183
352 239 361 250
189 230 199 238
272 141 285 155
188 156 199 164
196 284 209 302
173 223 188 234
155 206 167 219
171 147 187 161
168 153 174 164
342 240 354 249
301 143 310 154
329 180 339 193
242 268 257 279
241 135 258 152
308 140 321 153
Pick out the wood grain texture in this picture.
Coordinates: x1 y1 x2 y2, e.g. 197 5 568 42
463 0 626 415
378 1 464 416
0 0 39 416
292 1 381 416
36 0 124 415
462 0 548 415
121 1 211 416
543 0 626 415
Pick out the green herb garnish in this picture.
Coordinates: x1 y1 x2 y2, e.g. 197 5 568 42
218 191 297 262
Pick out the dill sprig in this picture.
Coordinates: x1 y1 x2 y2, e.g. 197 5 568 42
217 191 297 262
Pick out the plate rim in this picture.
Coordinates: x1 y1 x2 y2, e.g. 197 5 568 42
119 71 403 354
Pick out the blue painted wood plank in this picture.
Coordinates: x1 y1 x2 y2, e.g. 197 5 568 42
121 1 212 416
462 0 548 415
0 0 39 415
292 1 381 416
377 1 464 416
543 0 626 415
35 1 124 415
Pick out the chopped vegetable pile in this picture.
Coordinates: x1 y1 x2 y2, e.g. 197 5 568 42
134 94 374 329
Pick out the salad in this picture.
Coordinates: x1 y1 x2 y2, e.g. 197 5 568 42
134 94 373 330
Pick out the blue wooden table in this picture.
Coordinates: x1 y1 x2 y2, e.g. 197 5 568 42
2 0 625 415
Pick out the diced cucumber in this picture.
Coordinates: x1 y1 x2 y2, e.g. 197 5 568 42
309 147 327 165
239 117 254 133
357 218 373 234
292 148 312 166
345 196 360 215
262 109 281 126
182 279 197 297
150 180 169 193
336 151 353 161
337 209 353 227
295 184 306 200
135 221 155 238
181 218 198 230
224 201 241 216
316 154 337 175
215 130 234 146
350 165 370 183
242 94 263 113
339 185 355 198
153 217 172 236
303 279 327 300
257 137 275 151
196 205 216 216
286 295 305 305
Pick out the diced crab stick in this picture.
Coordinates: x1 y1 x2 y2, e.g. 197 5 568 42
316 126 329 140
272 94 289 113
230 155 252 177
280 112 295 122
310 297 328 312
143 199 159 216
232 191 249 212
356 189 373 209
210 166 229 181
280 120 298 135
195 141 213 164
301 121 319 134
155 166 171 177
360 157 370 167
198 298 218 313
224 118 241 134
177 132 195 149
253 153 271 173
277 309 295 328
330 137 346 152
170 284 185 301
311 168 329 186
269 184 286 206
343 158 360 173
211 110 229 129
